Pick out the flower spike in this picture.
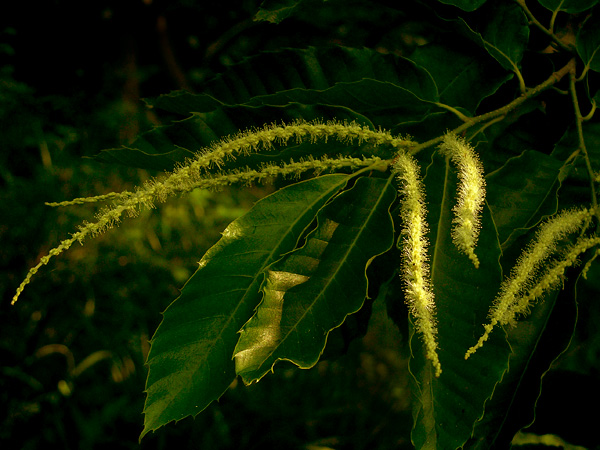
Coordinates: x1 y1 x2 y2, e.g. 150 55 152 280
465 207 595 359
438 133 486 268
393 153 441 376
14 119 415 305
12 149 385 305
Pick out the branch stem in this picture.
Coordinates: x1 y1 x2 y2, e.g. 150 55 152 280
514 0 575 53
409 58 576 155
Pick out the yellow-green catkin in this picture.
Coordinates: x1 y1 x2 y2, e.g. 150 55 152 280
46 120 412 208
465 207 594 359
45 191 133 207
512 235 600 316
12 154 384 305
14 119 412 304
438 133 486 268
393 153 441 377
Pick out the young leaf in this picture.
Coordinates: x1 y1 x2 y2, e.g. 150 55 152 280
141 174 351 439
233 175 397 383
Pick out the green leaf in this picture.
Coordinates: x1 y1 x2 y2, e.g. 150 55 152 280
465 286 576 449
568 260 600 374
409 40 513 114
233 175 397 383
485 150 565 247
551 122 600 209
455 1 529 75
539 0 599 13
150 79 436 132
93 103 372 171
148 46 438 118
467 256 586 447
141 174 351 439
242 79 437 128
437 0 488 12
102 46 441 172
577 12 600 74
393 111 464 142
409 153 509 450
475 102 553 174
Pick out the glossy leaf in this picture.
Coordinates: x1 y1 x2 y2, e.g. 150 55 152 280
141 174 351 438
409 153 509 450
233 175 397 383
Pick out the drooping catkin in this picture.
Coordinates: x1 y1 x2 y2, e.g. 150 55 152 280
44 120 413 208
393 153 441 377
465 207 596 359
438 133 486 268
13 151 385 305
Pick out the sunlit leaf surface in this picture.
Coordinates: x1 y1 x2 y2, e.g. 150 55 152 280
142 175 351 438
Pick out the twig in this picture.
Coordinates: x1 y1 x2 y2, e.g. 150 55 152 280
408 58 576 155
569 66 599 211
434 103 471 123
514 0 575 53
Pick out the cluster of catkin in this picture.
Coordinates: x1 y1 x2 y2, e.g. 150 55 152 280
11 120 412 305
394 133 598 372
13 120 598 378
392 134 486 376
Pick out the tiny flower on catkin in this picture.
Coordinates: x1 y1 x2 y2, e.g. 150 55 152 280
438 133 486 268
393 153 441 377
465 207 595 359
